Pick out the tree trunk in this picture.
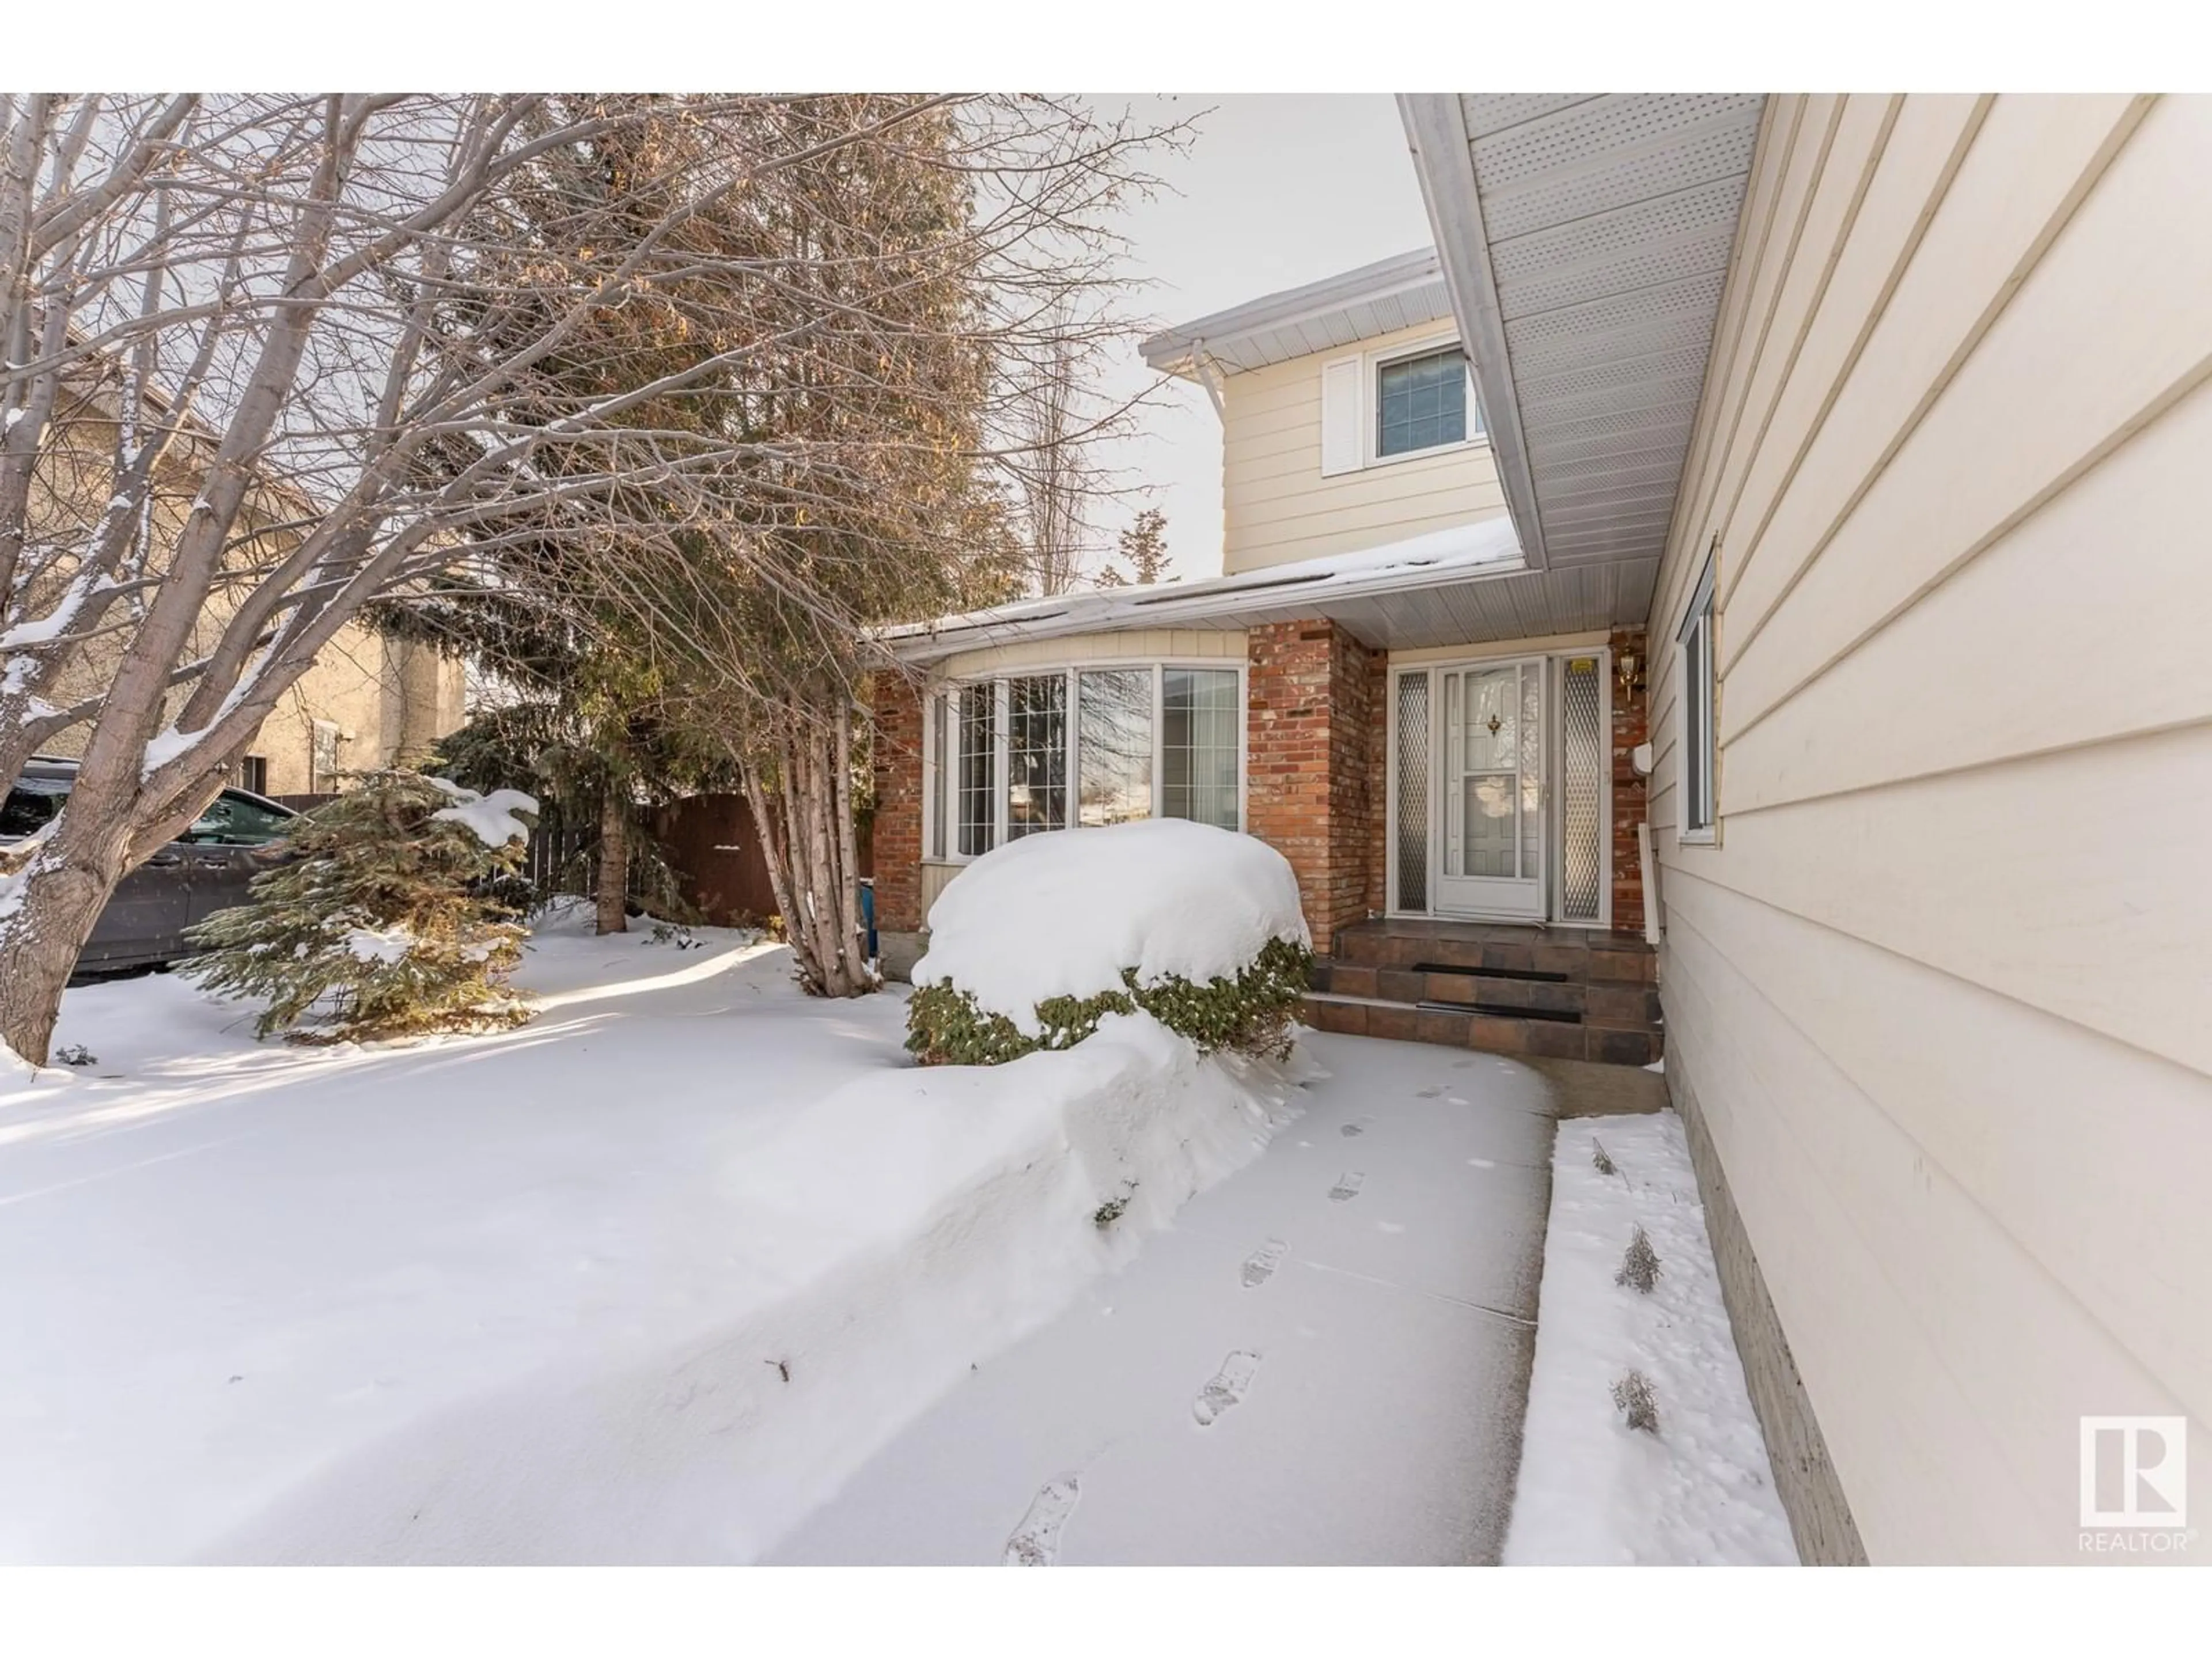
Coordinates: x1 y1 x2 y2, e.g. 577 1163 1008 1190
594 790 628 935
0 817 137 1067
742 706 874 999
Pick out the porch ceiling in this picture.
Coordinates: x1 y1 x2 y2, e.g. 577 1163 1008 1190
1400 94 1767 575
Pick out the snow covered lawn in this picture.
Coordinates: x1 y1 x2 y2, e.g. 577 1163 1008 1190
0 907 1296 1564
1505 1111 1797 1565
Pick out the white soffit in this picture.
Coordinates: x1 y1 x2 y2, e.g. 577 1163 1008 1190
884 514 1655 660
1401 93 1766 572
1139 249 1456 378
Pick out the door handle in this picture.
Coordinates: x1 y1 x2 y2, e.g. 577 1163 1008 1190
146 851 183 866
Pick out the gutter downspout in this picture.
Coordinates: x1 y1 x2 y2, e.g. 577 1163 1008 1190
1188 340 1227 421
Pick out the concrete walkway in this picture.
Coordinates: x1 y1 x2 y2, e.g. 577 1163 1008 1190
769 1033 1568 1566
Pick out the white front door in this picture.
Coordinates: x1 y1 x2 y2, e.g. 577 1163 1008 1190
1433 658 1545 919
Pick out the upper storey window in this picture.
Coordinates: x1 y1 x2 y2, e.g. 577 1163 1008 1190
1320 335 1484 477
1377 347 1469 457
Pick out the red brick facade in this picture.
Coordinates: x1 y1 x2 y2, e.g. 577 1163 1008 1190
1609 626 1649 935
869 671 925 934
872 624 1645 952
1244 619 1384 952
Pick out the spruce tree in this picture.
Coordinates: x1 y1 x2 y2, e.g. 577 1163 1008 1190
182 770 539 1041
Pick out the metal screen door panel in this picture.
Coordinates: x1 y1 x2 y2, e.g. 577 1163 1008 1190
1394 671 1431 912
1560 656 1604 921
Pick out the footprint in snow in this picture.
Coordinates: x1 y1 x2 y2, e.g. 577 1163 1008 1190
1339 1120 1368 1138
1415 1086 1443 1099
1328 1171 1366 1202
1002 1474 1082 1566
1193 1351 1262 1427
1240 1238 1289 1288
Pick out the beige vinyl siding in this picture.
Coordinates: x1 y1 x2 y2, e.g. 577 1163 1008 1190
1647 92 2211 1563
1220 320 1509 573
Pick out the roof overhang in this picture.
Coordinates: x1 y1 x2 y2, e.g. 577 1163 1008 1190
1400 94 1767 580
1140 248 1454 381
884 518 1556 664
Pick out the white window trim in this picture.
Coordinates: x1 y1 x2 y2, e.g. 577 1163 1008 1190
1363 331 1488 471
919 658 1249 866
1676 554 1719 846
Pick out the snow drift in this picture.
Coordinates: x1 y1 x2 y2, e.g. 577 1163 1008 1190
185 1010 1300 1563
914 819 1310 1037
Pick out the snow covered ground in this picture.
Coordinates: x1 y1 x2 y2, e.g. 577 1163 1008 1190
771 1032 1555 1565
1505 1111 1798 1565
0 906 1297 1564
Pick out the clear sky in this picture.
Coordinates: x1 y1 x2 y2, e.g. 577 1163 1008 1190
1085 94 1438 582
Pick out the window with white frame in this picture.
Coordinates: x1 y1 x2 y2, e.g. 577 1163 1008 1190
956 683 996 856
1376 346 1469 457
1320 338 1484 476
1677 556 1718 841
925 663 1242 859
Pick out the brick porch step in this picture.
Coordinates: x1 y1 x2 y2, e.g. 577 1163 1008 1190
1304 919 1663 1067
1330 922 1657 986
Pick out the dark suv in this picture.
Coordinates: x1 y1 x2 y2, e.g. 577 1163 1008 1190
1 758 298 974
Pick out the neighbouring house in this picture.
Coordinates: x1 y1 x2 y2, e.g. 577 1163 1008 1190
874 93 2210 1567
14 365 467 798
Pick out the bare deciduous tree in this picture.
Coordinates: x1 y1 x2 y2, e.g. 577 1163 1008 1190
0 92 950 1061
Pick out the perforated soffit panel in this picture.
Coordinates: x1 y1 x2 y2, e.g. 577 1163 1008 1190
1449 93 1764 571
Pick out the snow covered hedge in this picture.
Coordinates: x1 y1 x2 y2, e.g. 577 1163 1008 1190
183 770 539 1041
905 820 1313 1066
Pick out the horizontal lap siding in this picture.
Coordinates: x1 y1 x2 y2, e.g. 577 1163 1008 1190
1647 92 2212 1562
1220 320 1509 573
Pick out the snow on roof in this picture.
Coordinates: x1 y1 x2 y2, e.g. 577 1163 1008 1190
884 516 1524 664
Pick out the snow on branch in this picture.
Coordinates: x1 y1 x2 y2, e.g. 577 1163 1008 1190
426 778 540 848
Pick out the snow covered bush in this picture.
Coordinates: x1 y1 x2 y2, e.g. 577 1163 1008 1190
182 770 540 1041
904 820 1313 1066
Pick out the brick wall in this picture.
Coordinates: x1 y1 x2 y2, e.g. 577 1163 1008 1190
870 671 925 934
1610 626 1649 935
1246 619 1382 950
1363 646 1390 919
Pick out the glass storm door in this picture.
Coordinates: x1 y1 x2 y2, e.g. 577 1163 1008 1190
1434 659 1545 919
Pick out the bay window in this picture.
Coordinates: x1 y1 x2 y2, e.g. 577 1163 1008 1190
1162 667 1240 832
925 662 1243 859
1006 675 1067 838
957 683 996 856
1077 668 1153 827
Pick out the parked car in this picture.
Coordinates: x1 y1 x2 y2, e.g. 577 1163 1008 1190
0 758 298 975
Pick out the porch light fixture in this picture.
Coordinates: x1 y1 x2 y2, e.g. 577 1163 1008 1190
1616 651 1641 702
